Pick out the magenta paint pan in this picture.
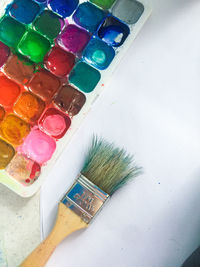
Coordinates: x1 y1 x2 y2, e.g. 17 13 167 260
0 0 151 197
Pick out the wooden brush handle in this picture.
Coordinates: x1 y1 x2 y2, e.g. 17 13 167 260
21 202 88 267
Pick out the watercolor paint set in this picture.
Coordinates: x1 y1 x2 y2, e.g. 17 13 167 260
0 0 151 197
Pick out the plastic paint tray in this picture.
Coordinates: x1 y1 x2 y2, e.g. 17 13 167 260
0 0 151 197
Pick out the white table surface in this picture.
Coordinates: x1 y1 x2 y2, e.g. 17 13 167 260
40 0 200 266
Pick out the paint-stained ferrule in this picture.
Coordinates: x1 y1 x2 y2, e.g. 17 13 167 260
61 174 110 224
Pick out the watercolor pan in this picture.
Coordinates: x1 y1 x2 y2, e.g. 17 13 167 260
0 0 151 197
33 10 65 40
4 54 35 84
82 37 115 70
57 24 90 54
28 69 61 101
8 0 41 24
44 47 75 77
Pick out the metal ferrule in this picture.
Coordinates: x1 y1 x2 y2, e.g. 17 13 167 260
61 174 110 224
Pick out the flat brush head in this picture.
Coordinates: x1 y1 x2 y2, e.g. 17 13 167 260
62 136 142 223
81 136 142 195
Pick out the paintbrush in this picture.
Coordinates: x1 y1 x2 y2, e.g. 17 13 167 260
21 136 141 267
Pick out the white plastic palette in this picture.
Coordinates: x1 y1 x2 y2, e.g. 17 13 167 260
0 0 151 197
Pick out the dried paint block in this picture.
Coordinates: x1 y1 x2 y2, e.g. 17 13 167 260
28 69 61 101
0 106 5 121
0 74 20 108
14 92 45 123
58 24 90 54
44 47 75 77
112 0 144 24
97 16 130 47
73 2 105 32
39 108 71 139
9 0 40 24
6 154 41 186
69 62 101 93
18 30 51 63
83 37 115 70
0 139 15 169
90 0 116 9
4 54 35 84
19 129 56 164
48 0 79 18
0 42 10 68
0 16 26 49
34 10 64 40
0 115 30 145
54 85 86 116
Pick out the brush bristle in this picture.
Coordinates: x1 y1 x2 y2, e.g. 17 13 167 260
81 136 142 195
